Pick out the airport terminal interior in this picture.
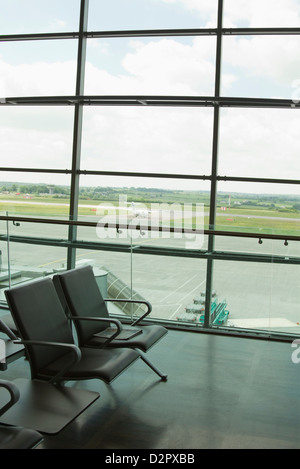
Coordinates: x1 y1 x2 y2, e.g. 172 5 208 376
0 0 299 450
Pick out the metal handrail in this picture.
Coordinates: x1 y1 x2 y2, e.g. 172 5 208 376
0 214 299 242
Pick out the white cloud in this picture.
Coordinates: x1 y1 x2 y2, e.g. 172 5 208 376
223 0 300 27
0 58 77 97
161 0 300 27
0 102 74 177
222 34 300 95
85 37 217 95
219 108 300 181
87 39 110 54
50 19 67 29
160 0 217 25
81 106 214 176
121 38 215 94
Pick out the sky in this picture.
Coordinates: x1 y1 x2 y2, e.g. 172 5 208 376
0 0 300 195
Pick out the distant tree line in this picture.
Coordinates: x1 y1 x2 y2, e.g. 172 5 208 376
0 183 69 195
1 182 299 210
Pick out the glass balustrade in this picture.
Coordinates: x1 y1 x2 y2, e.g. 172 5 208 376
1 214 299 339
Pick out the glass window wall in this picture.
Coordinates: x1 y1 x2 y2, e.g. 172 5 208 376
0 0 299 340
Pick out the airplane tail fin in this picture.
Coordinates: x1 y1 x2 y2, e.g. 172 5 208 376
131 202 136 214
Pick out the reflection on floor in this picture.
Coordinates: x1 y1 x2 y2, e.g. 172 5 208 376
1 329 299 450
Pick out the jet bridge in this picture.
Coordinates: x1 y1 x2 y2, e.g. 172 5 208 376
177 292 229 326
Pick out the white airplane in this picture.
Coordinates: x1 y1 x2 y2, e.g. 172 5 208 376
131 202 151 218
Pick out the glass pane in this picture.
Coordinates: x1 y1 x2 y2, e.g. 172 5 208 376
77 222 208 253
0 40 77 97
77 222 132 250
4 217 69 242
215 234 300 258
81 107 214 175
0 107 74 169
0 0 80 34
215 182 300 236
85 36 216 95
214 259 300 337
0 241 68 303
77 175 210 251
72 251 157 322
221 35 300 99
131 254 207 323
223 0 300 27
73 252 135 317
88 0 218 30
73 249 208 325
218 108 300 180
0 173 71 225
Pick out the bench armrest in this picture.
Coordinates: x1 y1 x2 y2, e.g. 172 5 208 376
0 379 20 417
14 339 81 384
69 316 123 347
104 298 152 325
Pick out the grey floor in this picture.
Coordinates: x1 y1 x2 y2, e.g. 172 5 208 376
1 329 300 450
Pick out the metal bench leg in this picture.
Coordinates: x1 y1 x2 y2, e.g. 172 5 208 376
139 352 168 381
